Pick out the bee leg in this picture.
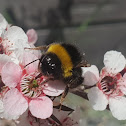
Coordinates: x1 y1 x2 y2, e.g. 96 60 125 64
24 46 49 50
59 85 69 110
35 73 43 79
40 77 54 85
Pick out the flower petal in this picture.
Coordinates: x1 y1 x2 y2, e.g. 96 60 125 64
109 96 126 120
12 39 30 60
2 88 28 120
21 52 39 74
29 44 42 59
104 51 126 74
1 62 22 88
43 79 66 96
0 13 8 30
82 65 99 86
0 99 4 113
26 29 38 44
0 54 12 73
4 26 28 43
29 96 53 119
88 87 108 110
119 73 126 95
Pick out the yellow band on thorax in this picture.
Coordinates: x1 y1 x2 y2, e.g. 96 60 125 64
47 44 73 78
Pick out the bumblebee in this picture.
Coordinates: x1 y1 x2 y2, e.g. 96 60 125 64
25 43 89 103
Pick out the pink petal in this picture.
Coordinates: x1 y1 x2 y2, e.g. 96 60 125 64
88 87 108 110
43 79 66 96
0 14 8 30
119 86 126 95
22 52 39 74
100 67 107 78
0 54 12 73
2 88 28 120
26 29 38 44
1 62 22 88
104 51 126 74
82 65 99 86
119 73 126 95
109 96 126 120
29 96 53 119
12 39 30 60
29 44 42 59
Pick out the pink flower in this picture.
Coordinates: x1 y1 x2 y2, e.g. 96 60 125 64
0 53 65 120
82 50 126 120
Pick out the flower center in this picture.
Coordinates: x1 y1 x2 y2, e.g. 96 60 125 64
20 72 43 98
99 76 117 95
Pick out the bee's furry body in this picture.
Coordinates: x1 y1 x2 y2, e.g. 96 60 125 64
40 43 84 88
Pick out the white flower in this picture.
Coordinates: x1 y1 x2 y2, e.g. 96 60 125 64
0 14 41 65
82 50 126 120
1 26 30 64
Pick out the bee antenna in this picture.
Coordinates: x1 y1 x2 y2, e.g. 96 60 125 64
24 59 40 68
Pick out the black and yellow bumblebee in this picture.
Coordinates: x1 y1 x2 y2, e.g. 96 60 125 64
25 43 89 103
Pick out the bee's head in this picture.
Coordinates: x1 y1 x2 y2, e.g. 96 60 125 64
39 53 62 79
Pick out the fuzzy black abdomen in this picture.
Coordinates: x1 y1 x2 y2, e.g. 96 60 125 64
61 43 82 67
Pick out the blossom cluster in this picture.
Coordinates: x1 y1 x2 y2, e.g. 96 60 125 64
0 12 126 126
0 13 79 126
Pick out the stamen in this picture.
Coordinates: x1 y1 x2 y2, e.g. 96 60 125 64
100 76 117 95
20 73 43 98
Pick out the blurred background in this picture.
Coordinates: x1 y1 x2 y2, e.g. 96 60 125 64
0 0 126 125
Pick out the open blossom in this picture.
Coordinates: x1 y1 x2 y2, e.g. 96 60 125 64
0 53 65 120
82 50 126 120
0 13 41 65
0 25 30 64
